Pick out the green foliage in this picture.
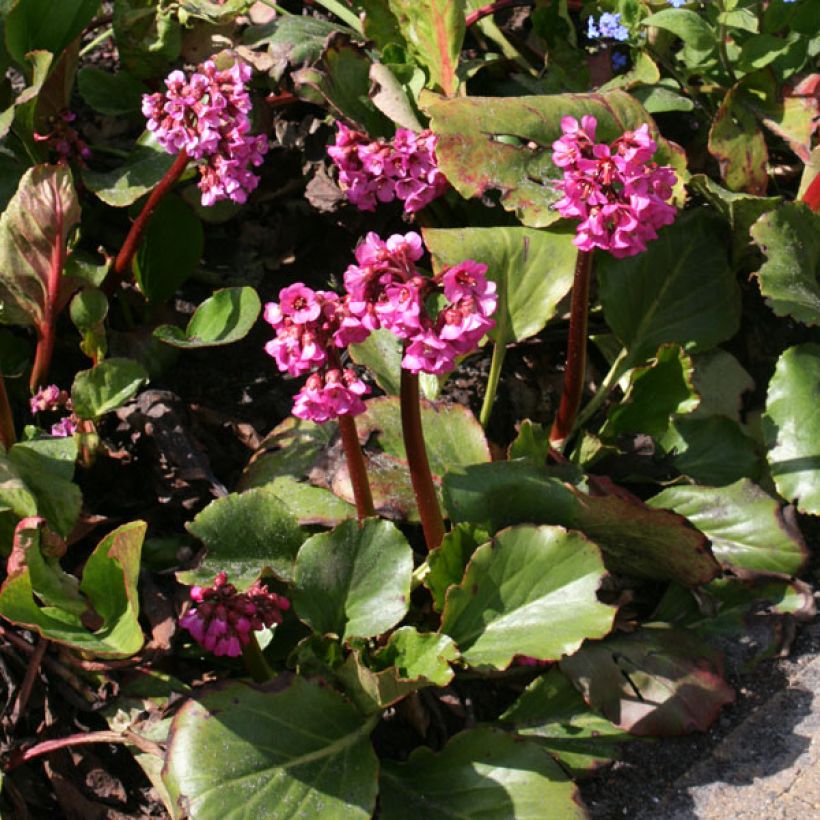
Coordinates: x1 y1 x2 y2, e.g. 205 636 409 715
71 358 148 420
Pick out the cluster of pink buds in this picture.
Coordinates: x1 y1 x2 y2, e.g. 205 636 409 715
552 116 677 257
30 385 76 437
328 122 448 213
263 232 496 422
34 111 91 165
180 572 290 658
142 60 268 206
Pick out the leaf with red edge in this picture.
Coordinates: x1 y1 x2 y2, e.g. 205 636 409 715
560 625 735 736
424 89 686 227
0 164 81 329
388 0 465 98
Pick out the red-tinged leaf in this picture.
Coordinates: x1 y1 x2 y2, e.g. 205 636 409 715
708 86 768 195
388 0 466 98
561 626 735 736
802 172 820 212
424 90 686 227
0 164 81 329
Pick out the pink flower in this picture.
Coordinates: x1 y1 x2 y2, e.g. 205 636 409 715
33 110 91 164
30 384 65 414
143 60 268 207
328 123 448 214
552 116 677 257
50 416 77 438
402 331 457 375
180 571 290 658
292 369 369 423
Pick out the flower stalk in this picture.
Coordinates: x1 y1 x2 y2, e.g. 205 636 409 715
401 368 445 551
337 413 375 521
241 632 275 683
550 249 593 446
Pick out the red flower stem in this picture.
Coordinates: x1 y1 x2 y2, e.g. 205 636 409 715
466 0 533 27
103 149 190 295
29 176 67 392
338 413 375 521
550 249 593 446
400 368 445 551
8 637 48 727
0 373 16 449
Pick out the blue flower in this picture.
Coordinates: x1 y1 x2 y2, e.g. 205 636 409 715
668 0 686 7
611 52 629 72
587 16 601 39
598 12 629 42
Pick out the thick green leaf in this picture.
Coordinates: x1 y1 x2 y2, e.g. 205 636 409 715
4 0 99 67
71 358 148 420
443 462 718 585
561 625 735 736
112 0 181 80
163 678 379 820
649 480 808 576
84 145 178 208
6 437 81 537
154 287 261 348
293 518 413 640
425 523 486 612
380 728 586 819
631 84 695 114
0 164 81 329
338 628 458 713
77 67 147 116
763 343 820 515
601 343 699 440
661 415 761 486
500 668 629 775
708 85 768 195
425 89 686 227
440 525 615 670
0 521 146 658
181 487 304 589
641 8 717 52
424 225 577 346
386 0 465 97
687 349 754 422
292 36 391 138
260 475 355 527
177 0 252 25
133 194 203 304
750 203 820 326
598 210 741 370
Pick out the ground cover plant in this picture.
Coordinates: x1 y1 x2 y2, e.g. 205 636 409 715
0 0 817 816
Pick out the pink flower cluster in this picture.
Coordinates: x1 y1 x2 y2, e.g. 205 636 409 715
142 60 268 206
180 572 290 658
328 123 448 213
552 116 677 257
34 111 91 165
263 232 496 423
30 385 76 437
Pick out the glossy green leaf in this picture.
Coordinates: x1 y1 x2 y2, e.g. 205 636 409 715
177 0 253 25
687 349 754 422
561 625 735 736
0 164 81 329
181 487 305 589
598 210 741 370
425 523 486 611
69 287 108 331
661 415 761 486
508 419 551 465
631 84 695 114
440 525 615 670
425 89 686 227
6 436 81 537
751 203 820 326
84 145 178 208
163 678 379 820
154 287 261 349
0 521 146 658
601 343 699 440
424 225 577 346
4 0 99 67
112 0 181 80
641 8 717 52
649 479 808 576
133 194 203 304
294 518 413 640
386 0 465 97
763 343 820 515
260 475 356 527
443 462 719 586
77 67 147 116
500 668 629 775
380 728 586 819
71 358 148 420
